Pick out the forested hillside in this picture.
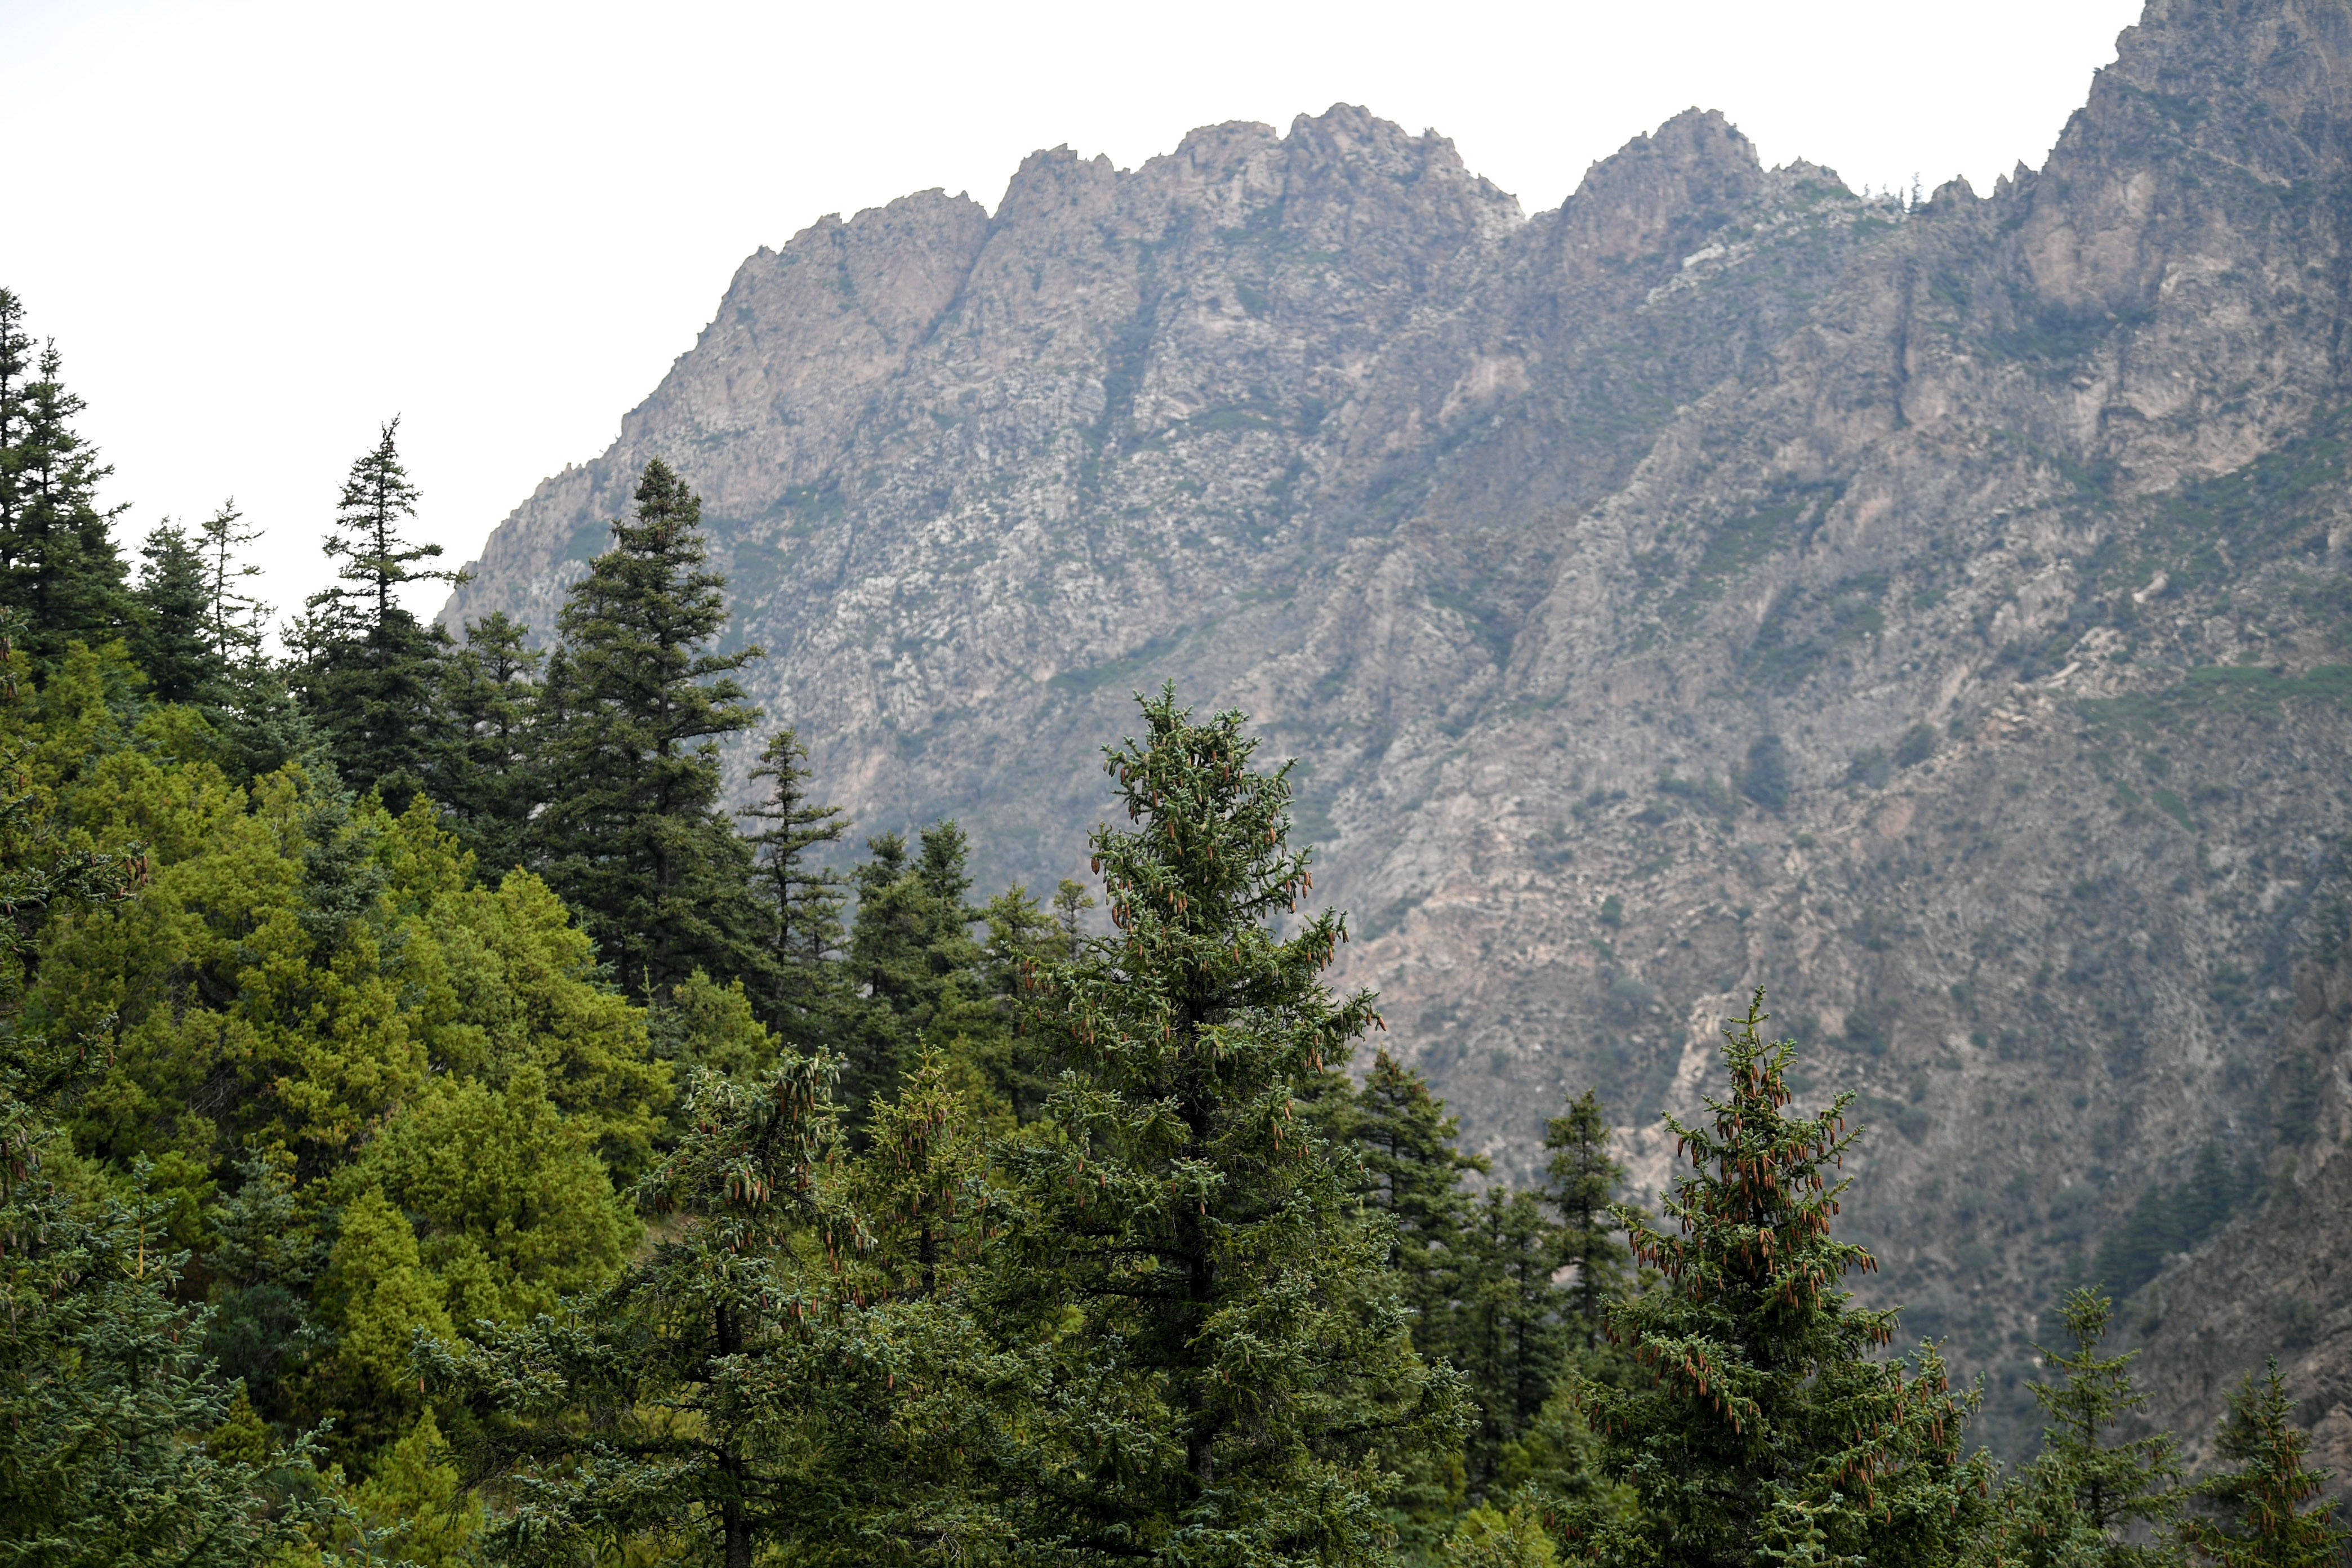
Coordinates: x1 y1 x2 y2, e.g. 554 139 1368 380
2 283 2347 1565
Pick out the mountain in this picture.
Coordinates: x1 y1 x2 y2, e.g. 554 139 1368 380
445 0 2352 1460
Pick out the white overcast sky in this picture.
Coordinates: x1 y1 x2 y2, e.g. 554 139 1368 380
4 0 2144 634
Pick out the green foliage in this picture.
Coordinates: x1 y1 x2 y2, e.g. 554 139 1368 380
1457 1186 1569 1491
844 821 1003 1122
0 292 132 667
532 458 764 996
1544 1088 1629 1355
1354 1050 1488 1343
1343 1050 1487 1545
345 1407 486 1568
2079 665 2352 740
1893 723 1939 769
1583 992 1993 1568
0 1162 335 1567
294 417 462 807
741 725 850 1037
967 878 1080 1122
434 609 542 872
316 1184 457 1447
986 686 1468 1563
345 1064 639 1328
131 520 217 704
428 1055 978 1568
39 763 669 1200
2090 1145 2255 1301
2001 1289 2181 1568
2182 1360 2350 1568
0 656 333 1564
1845 745 1894 790
1442 1500 1560 1568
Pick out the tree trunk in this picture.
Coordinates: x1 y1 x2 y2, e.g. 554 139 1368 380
715 1303 753 1568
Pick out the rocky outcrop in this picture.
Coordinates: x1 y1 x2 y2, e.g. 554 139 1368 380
447 0 2352 1459
2130 948 2352 1493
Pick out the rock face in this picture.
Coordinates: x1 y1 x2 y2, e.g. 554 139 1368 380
448 0 2352 1460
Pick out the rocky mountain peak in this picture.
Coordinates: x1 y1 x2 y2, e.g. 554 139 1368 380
1553 106 1763 268
449 0 2352 1461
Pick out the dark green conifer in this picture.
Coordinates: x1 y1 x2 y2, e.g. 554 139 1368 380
1543 1087 1628 1355
532 458 763 996
1582 991 1992 1567
181 499 310 781
294 417 462 805
1456 1184 1566 1491
195 499 269 670
1342 1052 1486 1542
426 1055 983 1568
130 520 216 703
1353 1050 1486 1352
2008 1287 2182 1568
2182 1359 2350 1568
741 725 849 1037
433 611 542 871
982 688 1467 1562
843 822 992 1119
0 295 132 665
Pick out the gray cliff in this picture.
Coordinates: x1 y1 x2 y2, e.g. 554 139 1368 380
447 0 2352 1462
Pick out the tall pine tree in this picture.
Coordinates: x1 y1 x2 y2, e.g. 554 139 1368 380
433 610 542 871
740 725 849 1039
1580 991 1992 1568
0 293 131 666
533 458 763 996
843 822 995 1121
2002 1287 2182 1568
130 520 216 703
1543 1088 1628 1356
295 417 462 804
1348 1052 1484 1365
197 498 269 671
982 687 1467 1563
1456 1185 1566 1493
2182 1359 2350 1568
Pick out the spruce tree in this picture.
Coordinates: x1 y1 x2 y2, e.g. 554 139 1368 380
533 458 764 995
843 822 994 1120
295 417 462 804
2008 1288 2182 1568
1544 1088 1629 1355
1344 1052 1486 1542
741 725 849 1037
130 520 217 703
971 882 1073 1122
0 295 132 666
1353 1050 1485 1357
197 498 269 670
1457 1185 1566 1491
2182 1359 2350 1568
982 687 1467 1563
185 498 305 781
1581 991 1992 1568
426 1055 987 1568
434 611 542 871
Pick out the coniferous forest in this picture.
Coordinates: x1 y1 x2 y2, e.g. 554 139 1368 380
1 284 2345 1568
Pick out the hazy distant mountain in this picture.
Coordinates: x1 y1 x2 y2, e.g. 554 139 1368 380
447 0 2352 1460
